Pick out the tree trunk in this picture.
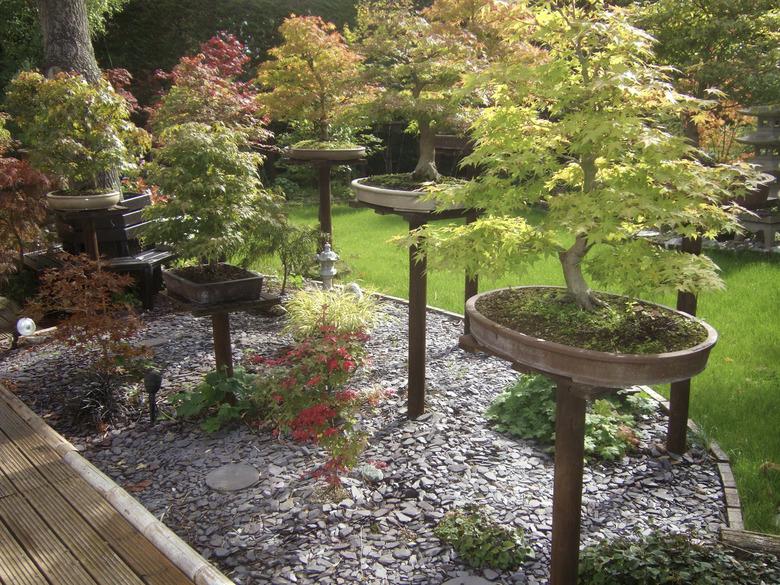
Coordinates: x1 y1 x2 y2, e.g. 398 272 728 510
559 235 597 310
681 112 701 149
36 0 118 192
36 0 100 83
412 120 440 182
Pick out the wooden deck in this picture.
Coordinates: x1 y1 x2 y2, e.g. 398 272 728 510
0 396 199 585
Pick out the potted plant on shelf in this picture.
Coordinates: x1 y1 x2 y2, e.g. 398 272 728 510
348 0 490 212
142 122 284 305
257 15 368 162
402 3 763 581
4 71 150 211
405 2 764 384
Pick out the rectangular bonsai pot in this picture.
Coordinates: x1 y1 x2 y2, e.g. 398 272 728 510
162 264 264 305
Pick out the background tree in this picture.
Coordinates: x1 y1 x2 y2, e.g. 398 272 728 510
0 0 129 90
636 0 780 148
257 15 365 143
404 0 760 310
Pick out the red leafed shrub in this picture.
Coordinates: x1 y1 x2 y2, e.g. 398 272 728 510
148 32 269 144
251 326 381 486
26 253 149 424
104 68 140 113
0 120 51 282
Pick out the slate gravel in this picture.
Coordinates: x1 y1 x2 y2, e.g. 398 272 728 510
0 298 726 584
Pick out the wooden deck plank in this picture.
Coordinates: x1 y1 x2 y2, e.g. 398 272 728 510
26 485 146 585
0 518 49 585
0 429 48 493
0 465 16 499
55 478 193 584
0 406 77 484
0 494 100 585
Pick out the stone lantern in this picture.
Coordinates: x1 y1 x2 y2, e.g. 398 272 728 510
737 105 780 207
316 243 339 290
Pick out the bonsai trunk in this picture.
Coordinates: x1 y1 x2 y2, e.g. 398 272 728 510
318 118 330 142
559 235 598 310
412 120 440 182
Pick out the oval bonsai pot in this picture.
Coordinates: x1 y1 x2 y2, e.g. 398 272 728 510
46 190 121 211
466 286 718 388
287 146 366 162
162 264 264 305
351 177 465 213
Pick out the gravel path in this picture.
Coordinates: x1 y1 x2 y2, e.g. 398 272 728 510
0 298 726 584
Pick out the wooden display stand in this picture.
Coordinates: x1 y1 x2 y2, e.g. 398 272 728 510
164 293 281 377
351 199 478 419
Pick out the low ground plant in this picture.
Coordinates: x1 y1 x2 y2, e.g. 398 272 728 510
435 504 531 571
174 368 263 433
578 530 780 584
486 375 649 461
283 287 378 340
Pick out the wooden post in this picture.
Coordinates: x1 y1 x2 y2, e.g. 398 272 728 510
317 162 333 247
85 216 100 261
667 236 702 454
550 382 587 585
408 216 427 419
211 312 234 378
464 209 479 334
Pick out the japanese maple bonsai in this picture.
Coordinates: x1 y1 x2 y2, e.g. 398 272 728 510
142 122 284 304
406 0 761 383
257 15 368 161
349 0 481 210
4 71 149 211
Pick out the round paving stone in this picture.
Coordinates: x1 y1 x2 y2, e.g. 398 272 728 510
205 464 260 492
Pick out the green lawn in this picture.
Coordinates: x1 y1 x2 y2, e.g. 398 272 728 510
258 203 780 534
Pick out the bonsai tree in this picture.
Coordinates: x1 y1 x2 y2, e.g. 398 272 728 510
257 15 366 147
350 0 481 183
3 71 149 196
149 33 269 145
142 122 284 271
405 1 762 311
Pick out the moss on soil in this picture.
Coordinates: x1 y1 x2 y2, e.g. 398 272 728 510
174 264 256 284
476 288 708 354
361 173 465 192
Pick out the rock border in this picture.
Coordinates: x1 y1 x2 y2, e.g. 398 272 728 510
0 384 235 585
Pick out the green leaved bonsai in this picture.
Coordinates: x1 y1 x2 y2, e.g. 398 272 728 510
142 122 284 272
350 0 486 184
4 71 149 196
406 0 762 313
257 15 367 149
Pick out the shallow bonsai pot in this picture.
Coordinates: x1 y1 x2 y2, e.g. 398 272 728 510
287 146 366 162
46 190 121 211
466 286 718 388
162 264 263 305
351 177 465 213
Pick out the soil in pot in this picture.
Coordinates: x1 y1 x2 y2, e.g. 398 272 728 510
173 264 255 284
476 288 707 354
361 173 466 192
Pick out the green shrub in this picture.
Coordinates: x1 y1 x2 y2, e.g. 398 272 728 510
485 374 556 443
435 505 531 571
283 287 378 340
174 368 265 432
579 530 780 585
486 375 650 461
